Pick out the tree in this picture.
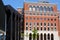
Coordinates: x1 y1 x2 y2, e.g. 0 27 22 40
32 28 38 40
21 28 38 40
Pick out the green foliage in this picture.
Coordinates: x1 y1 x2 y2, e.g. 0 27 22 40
21 33 24 36
21 33 29 37
21 28 38 40
32 28 38 39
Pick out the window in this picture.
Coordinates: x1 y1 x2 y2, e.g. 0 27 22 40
41 23 42 26
44 18 46 20
34 17 36 20
26 13 28 15
54 14 56 16
44 27 46 30
26 27 28 30
54 27 56 31
51 19 53 21
40 6 43 11
40 13 42 16
30 27 32 30
44 33 46 40
41 33 43 40
50 7 53 11
30 13 32 15
44 6 47 12
26 17 28 20
29 33 32 40
30 22 32 26
37 33 39 40
47 7 50 11
34 22 36 26
48 14 50 16
26 22 28 25
51 27 53 31
34 22 35 25
37 18 39 20
37 27 39 30
48 34 50 40
37 13 39 15
37 6 39 11
54 23 56 26
48 27 50 31
33 6 35 11
51 14 53 16
48 23 50 26
51 23 53 26
54 19 56 21
51 34 54 40
30 17 32 20
29 5 32 11
33 13 35 15
40 18 43 20
44 13 46 16
48 18 50 21
41 27 42 30
44 23 46 26
37 23 39 25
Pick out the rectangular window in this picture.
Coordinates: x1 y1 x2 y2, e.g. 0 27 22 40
54 27 56 31
26 17 28 20
37 23 39 25
37 27 39 30
48 23 49 26
30 17 32 20
29 8 32 11
26 27 28 30
44 23 46 26
30 27 32 30
54 19 56 21
44 27 46 31
48 27 50 31
30 22 32 26
51 23 53 26
26 22 28 25
40 23 42 26
54 23 56 26
41 27 42 30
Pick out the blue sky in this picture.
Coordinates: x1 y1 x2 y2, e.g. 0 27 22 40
2 0 60 10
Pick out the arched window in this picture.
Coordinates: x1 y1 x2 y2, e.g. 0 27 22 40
29 33 32 40
47 7 50 11
48 34 50 40
33 6 35 11
37 6 39 11
37 33 39 40
29 5 32 11
51 34 54 40
44 33 46 40
39 6 43 11
50 7 53 11
44 6 47 12
33 33 35 40
41 33 43 40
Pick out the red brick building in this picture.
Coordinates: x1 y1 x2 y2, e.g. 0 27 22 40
18 1 60 40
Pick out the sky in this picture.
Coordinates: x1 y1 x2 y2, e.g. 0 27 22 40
2 0 60 10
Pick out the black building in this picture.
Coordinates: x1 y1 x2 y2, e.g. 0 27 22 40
0 0 23 40
5 5 23 40
0 0 6 31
